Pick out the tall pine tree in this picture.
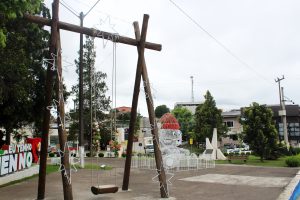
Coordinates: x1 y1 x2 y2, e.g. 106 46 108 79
69 36 110 147
194 91 227 143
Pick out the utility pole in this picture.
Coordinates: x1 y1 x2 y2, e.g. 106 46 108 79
281 87 289 148
60 0 101 168
275 76 289 148
78 11 85 168
190 76 194 103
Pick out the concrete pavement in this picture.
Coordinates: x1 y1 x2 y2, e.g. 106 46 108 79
0 158 298 200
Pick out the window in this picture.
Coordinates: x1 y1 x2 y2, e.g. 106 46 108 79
224 121 234 128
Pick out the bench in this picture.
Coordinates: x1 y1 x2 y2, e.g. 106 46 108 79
227 155 248 163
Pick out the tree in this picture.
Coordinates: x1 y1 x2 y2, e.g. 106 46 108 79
240 102 279 161
0 5 50 144
0 1 42 48
69 36 110 148
194 91 227 143
155 105 170 118
171 106 194 141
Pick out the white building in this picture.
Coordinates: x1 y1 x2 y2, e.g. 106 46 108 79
174 101 202 114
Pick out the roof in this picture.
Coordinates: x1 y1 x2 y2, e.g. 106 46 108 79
222 109 241 117
116 106 131 113
267 104 300 117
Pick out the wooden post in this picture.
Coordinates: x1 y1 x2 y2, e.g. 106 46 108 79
122 14 149 191
56 31 74 200
133 22 169 198
23 14 161 51
37 0 59 199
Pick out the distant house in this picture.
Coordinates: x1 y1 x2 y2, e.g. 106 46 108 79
115 106 131 113
221 109 243 143
174 101 202 114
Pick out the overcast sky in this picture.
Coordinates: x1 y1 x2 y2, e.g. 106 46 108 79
44 0 300 116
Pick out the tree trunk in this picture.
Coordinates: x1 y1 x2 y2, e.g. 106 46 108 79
5 127 12 145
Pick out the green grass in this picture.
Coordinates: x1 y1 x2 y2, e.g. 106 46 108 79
0 164 59 188
216 155 289 167
76 163 113 170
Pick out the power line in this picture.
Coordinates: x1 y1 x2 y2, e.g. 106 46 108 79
84 0 101 17
60 0 79 17
168 0 271 84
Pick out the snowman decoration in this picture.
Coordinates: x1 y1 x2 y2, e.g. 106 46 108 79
159 113 190 169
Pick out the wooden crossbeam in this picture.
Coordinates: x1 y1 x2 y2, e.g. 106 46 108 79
24 14 162 51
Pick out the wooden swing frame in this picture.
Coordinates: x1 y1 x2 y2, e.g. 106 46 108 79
24 0 169 199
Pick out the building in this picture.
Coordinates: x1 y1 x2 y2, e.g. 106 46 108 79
221 109 243 144
267 104 300 146
174 101 202 114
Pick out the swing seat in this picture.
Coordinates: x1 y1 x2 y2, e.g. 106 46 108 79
91 185 118 195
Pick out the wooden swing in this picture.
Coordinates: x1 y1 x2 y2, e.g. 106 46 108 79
91 185 118 195
90 163 119 195
90 39 119 195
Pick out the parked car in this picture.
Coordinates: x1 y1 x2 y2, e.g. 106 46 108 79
144 145 154 154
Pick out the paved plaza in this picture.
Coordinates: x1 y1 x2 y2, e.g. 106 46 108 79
0 158 299 200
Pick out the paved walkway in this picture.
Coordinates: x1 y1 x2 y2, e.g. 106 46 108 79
0 158 298 200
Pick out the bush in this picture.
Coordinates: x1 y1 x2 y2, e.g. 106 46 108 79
223 152 228 156
98 153 104 157
246 152 251 155
49 152 55 157
290 147 300 155
229 152 234 156
137 153 143 157
285 156 300 167
241 152 245 155
86 153 91 157
121 153 126 158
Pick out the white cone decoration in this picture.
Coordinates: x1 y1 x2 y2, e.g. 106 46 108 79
205 138 214 149
201 128 226 160
212 128 218 149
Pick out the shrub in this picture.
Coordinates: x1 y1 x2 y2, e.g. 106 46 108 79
285 156 300 167
241 152 245 155
223 152 228 156
86 153 91 157
228 152 234 156
49 152 55 157
246 152 251 155
234 152 240 155
121 153 126 158
98 153 104 157
290 147 300 155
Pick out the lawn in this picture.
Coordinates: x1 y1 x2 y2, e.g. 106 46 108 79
216 155 289 167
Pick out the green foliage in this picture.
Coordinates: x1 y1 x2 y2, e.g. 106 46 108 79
0 1 42 48
0 4 50 144
98 152 104 157
291 147 300 155
194 91 227 143
241 102 279 161
49 152 55 157
155 105 170 118
172 106 194 141
285 156 300 167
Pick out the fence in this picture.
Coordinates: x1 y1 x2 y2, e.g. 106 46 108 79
131 154 215 172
